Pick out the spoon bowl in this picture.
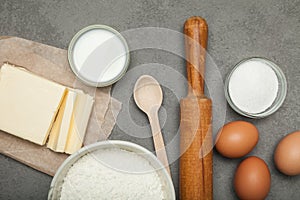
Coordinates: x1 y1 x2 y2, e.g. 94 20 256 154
134 75 163 114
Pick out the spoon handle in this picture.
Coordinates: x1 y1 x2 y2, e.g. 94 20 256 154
148 110 171 175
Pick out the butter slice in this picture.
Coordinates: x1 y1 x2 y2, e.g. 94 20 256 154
55 90 77 152
0 63 66 145
47 91 68 151
65 90 94 154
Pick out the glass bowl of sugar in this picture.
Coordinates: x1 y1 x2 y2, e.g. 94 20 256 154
225 57 287 118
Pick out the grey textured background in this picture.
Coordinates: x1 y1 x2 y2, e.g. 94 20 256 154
0 0 299 199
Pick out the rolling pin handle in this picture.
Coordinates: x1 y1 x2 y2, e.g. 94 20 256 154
184 17 208 97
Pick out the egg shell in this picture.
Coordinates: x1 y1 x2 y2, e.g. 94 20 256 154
274 131 300 176
234 156 271 200
215 121 259 158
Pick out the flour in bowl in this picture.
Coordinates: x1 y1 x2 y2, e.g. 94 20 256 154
60 148 165 200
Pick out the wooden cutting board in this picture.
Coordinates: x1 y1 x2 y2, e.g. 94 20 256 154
0 36 121 176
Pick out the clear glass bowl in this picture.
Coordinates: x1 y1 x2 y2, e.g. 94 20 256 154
224 57 287 118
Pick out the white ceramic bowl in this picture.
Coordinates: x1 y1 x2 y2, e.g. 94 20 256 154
48 140 175 200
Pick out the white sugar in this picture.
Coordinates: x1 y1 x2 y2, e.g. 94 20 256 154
60 148 164 200
228 60 279 114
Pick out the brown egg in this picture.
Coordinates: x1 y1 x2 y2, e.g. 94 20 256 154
274 131 300 176
215 121 259 158
234 156 271 200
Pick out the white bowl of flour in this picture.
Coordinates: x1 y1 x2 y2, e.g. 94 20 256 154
48 140 175 200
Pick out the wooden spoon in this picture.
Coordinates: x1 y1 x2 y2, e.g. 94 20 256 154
134 75 171 175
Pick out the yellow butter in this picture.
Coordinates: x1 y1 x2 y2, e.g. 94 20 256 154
0 63 66 145
65 90 94 154
0 63 94 153
47 91 68 150
55 90 77 152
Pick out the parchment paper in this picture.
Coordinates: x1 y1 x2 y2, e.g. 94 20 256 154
0 37 121 176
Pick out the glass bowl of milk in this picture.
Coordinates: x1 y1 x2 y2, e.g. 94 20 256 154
68 25 130 87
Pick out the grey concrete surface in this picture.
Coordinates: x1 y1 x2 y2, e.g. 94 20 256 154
0 0 299 199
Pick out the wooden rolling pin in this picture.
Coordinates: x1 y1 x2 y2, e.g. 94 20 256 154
180 17 213 200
